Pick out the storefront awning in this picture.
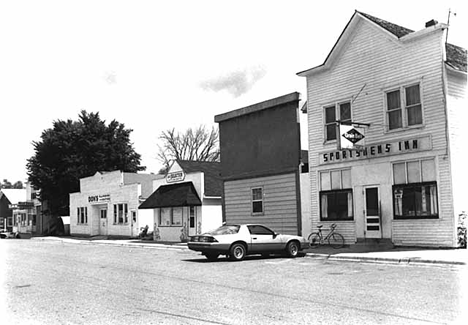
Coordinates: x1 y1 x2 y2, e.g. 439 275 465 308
138 182 202 209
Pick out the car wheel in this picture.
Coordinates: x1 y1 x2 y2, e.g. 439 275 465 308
205 253 219 261
285 241 299 258
230 243 246 261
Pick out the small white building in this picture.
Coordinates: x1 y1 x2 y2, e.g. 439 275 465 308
69 171 163 237
139 160 222 242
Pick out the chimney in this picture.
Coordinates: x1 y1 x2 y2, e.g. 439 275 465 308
425 19 438 28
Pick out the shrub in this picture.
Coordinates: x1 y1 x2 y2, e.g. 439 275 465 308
458 212 467 248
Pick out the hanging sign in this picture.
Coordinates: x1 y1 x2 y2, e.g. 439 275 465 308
339 124 366 149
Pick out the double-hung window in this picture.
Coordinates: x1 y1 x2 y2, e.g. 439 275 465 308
319 169 353 221
392 159 438 219
386 83 423 131
324 101 352 142
251 187 264 215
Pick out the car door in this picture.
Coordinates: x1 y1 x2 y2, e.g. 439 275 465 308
247 225 284 253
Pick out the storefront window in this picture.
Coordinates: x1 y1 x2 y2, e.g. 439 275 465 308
159 207 183 227
320 169 353 221
393 183 438 219
392 159 438 219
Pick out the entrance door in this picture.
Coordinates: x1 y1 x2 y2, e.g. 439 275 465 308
188 206 197 236
99 209 108 236
364 187 381 238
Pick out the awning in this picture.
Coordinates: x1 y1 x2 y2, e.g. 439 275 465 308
138 182 202 209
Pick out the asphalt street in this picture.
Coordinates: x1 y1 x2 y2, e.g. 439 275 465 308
1 240 466 325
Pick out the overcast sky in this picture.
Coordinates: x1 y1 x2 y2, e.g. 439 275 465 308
1 0 466 183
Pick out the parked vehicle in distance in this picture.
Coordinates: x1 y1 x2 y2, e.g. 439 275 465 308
188 224 308 261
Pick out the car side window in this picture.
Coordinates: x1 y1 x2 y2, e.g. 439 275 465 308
248 225 274 235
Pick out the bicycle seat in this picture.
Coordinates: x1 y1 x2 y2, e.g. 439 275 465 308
316 225 323 229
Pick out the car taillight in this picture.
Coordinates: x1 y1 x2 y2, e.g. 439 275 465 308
200 236 218 243
189 236 218 243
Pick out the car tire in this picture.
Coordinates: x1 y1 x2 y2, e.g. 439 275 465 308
205 254 219 261
230 243 246 261
285 241 299 258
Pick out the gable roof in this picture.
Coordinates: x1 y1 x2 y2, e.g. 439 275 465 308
0 189 26 204
298 11 467 76
177 160 222 197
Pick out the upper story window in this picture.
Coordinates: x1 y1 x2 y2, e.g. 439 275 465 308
386 84 423 131
324 101 351 142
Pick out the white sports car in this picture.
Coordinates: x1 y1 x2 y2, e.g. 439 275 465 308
188 224 308 261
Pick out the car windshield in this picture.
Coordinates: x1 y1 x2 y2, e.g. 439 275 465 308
207 225 240 235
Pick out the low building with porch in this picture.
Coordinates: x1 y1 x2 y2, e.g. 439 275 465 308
69 171 162 237
139 160 222 242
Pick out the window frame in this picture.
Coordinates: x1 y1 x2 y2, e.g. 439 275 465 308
319 168 354 221
323 100 352 143
385 82 424 132
251 187 264 216
392 181 439 219
319 189 354 221
77 207 88 225
113 203 129 225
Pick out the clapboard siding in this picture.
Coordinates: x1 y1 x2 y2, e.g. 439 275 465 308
303 15 461 247
224 173 299 235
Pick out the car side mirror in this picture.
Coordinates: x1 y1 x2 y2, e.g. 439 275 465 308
273 232 278 238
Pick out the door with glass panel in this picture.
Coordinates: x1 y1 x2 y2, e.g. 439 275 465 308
364 186 381 239
99 208 108 236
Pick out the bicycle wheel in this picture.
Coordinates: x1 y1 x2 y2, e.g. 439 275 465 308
328 233 345 249
308 232 321 248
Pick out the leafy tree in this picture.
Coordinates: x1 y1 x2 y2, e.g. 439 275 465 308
27 110 145 217
157 125 220 173
0 179 23 189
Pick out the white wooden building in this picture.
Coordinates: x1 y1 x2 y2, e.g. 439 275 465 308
69 171 162 237
298 11 467 247
139 160 223 242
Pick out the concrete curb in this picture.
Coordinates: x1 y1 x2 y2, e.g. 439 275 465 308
29 237 465 266
304 253 466 266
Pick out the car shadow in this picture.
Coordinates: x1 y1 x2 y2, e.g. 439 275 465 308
183 252 306 263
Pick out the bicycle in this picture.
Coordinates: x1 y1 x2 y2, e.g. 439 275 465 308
308 223 345 249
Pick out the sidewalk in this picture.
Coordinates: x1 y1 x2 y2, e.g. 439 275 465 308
29 236 467 266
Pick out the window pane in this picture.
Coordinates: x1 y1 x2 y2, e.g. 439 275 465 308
407 161 421 183
326 124 337 141
331 170 341 190
393 163 406 184
394 183 438 219
387 91 401 110
252 201 263 213
422 159 436 182
405 85 420 106
252 188 262 200
172 207 182 225
325 106 336 123
320 172 331 191
407 105 422 125
340 102 351 121
366 188 379 216
342 169 351 189
388 110 402 130
321 190 353 220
